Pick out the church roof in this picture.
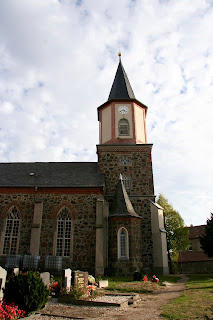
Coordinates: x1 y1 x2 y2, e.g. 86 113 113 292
108 58 135 101
0 162 104 188
109 174 140 218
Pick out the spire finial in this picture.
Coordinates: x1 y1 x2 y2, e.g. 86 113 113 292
118 51 121 61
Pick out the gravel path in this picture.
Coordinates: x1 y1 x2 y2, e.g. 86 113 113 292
34 275 188 320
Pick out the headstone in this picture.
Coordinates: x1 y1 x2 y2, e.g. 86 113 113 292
98 280 109 288
73 270 88 289
0 266 7 301
63 268 72 291
13 268 19 275
40 272 50 288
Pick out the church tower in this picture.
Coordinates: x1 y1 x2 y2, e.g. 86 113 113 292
97 53 168 275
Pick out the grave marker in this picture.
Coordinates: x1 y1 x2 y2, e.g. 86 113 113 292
13 268 19 275
0 266 7 301
40 272 50 287
63 268 72 291
74 271 88 288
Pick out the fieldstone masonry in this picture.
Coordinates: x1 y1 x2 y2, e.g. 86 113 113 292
97 144 155 274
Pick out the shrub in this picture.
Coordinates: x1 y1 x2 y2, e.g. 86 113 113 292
3 271 49 315
133 271 142 281
68 285 88 299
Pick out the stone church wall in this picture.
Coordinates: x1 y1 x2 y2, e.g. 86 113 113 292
97 144 155 274
0 189 104 275
108 216 143 276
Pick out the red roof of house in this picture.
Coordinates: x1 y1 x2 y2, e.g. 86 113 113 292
189 225 206 239
179 251 213 263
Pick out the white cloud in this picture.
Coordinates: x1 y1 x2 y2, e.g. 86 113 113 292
0 0 213 225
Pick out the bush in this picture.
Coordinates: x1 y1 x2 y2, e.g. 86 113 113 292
3 271 49 315
133 271 142 281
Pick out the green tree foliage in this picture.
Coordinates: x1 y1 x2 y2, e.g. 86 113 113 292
200 212 213 258
157 194 189 263
4 271 49 315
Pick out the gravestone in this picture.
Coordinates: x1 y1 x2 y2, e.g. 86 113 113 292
63 268 72 291
40 272 50 288
98 280 109 288
13 268 19 275
73 270 88 288
0 266 7 301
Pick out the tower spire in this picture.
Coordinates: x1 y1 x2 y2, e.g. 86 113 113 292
108 54 135 101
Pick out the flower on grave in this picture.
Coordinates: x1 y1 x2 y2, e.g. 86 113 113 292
87 285 96 296
143 275 148 282
151 275 159 283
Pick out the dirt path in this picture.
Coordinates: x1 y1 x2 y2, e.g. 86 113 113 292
37 275 188 320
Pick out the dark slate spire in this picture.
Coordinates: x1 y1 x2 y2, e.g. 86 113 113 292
109 174 140 217
108 53 135 101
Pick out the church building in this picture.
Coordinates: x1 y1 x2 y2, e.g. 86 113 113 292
0 54 168 276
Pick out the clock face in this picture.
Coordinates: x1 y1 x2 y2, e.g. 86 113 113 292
118 106 129 114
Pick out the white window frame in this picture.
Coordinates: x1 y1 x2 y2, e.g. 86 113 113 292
122 175 131 190
55 207 72 257
2 206 21 255
117 227 129 260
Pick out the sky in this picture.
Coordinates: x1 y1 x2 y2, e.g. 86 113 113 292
0 0 213 226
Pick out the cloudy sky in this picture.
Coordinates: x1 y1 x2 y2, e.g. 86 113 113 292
0 0 213 226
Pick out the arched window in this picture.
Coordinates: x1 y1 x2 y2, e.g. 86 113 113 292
119 119 129 136
56 207 72 257
3 206 20 255
117 227 129 260
122 175 131 190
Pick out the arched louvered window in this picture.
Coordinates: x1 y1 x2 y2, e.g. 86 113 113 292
122 175 131 190
119 119 129 136
56 207 72 257
3 206 20 255
117 227 129 260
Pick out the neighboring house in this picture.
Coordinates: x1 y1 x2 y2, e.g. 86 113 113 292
179 225 213 274
0 54 169 276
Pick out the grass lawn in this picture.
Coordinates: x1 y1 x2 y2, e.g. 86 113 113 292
161 274 213 319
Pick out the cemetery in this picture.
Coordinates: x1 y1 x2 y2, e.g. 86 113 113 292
0 264 213 319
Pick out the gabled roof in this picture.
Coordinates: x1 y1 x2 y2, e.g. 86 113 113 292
0 162 104 188
189 225 206 239
108 58 135 101
109 174 140 218
179 251 213 262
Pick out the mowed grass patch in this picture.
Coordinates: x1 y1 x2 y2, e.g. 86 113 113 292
161 274 213 319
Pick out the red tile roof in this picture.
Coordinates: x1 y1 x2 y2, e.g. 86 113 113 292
179 251 213 263
189 225 206 239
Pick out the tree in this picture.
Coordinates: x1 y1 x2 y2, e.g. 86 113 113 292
157 194 189 264
200 212 213 258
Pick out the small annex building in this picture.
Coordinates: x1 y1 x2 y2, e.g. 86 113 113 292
0 54 169 276
179 225 213 274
